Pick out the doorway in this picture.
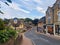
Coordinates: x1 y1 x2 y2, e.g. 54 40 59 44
56 25 60 35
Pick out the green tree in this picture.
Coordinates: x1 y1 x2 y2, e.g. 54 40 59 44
32 19 39 26
25 18 32 22
0 19 5 30
4 19 9 24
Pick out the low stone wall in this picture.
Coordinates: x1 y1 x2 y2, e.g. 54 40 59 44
14 35 23 45
0 38 14 45
0 35 23 45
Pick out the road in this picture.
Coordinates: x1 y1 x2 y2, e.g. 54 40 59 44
24 26 60 45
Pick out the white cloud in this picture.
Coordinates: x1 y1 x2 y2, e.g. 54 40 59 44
0 14 12 19
0 1 12 19
33 0 43 5
0 0 6 2
0 0 56 19
7 2 30 13
34 0 41 3
0 1 30 19
36 6 45 14
23 0 29 2
19 0 36 11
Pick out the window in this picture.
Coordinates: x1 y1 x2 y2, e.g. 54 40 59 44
58 11 60 21
48 9 50 15
48 10 50 13
48 17 51 24
57 1 60 8
47 9 51 17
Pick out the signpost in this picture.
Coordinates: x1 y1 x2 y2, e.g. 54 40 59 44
14 18 18 30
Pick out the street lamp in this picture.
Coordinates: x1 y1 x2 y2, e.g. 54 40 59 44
14 18 18 30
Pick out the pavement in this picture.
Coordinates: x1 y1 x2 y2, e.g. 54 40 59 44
24 26 60 45
21 33 33 45
35 31 60 40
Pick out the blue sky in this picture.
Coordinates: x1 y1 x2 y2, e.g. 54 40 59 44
0 0 56 19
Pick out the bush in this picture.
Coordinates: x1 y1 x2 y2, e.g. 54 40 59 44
0 29 17 43
0 30 9 43
0 19 5 30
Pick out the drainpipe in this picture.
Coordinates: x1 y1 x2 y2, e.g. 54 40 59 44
53 9 55 35
46 25 48 34
53 24 55 35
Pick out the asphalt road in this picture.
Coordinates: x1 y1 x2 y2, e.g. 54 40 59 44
24 26 60 45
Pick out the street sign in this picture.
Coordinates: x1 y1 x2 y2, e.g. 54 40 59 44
13 18 18 30
14 18 18 24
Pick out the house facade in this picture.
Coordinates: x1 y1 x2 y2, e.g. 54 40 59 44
37 16 46 32
46 0 60 35
9 18 25 30
38 21 43 28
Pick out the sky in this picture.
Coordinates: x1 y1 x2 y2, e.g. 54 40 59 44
0 0 56 19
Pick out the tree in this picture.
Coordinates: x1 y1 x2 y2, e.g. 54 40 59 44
25 18 32 22
32 19 39 26
0 19 5 30
3 19 9 24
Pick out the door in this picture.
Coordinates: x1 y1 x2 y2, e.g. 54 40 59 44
58 25 60 34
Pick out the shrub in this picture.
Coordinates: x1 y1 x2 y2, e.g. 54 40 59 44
0 30 9 43
0 29 17 43
0 19 5 30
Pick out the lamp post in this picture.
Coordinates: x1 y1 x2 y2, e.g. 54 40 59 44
14 18 18 30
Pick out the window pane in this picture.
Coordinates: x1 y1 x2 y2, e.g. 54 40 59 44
58 12 60 21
